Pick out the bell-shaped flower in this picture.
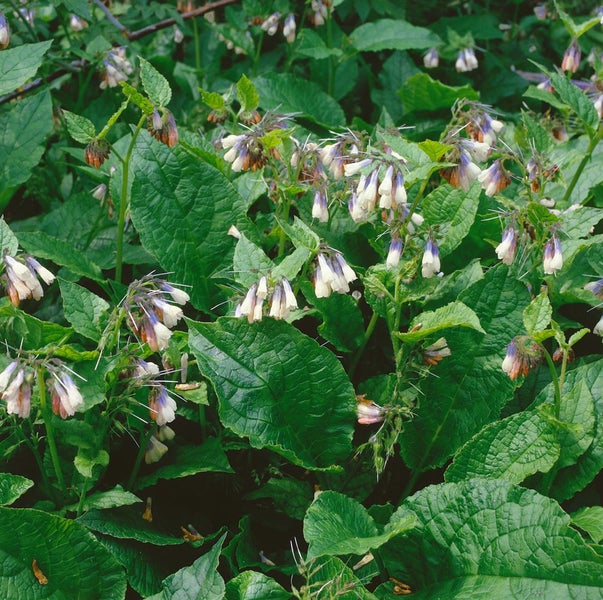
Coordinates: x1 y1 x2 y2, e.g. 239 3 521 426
421 239 441 278
145 435 168 464
543 234 563 275
149 385 177 426
2 368 31 418
502 336 544 380
312 188 329 222
50 373 84 419
495 226 517 265
357 398 386 425
386 237 403 269
283 14 296 43
478 159 510 197
561 39 581 73
423 47 439 68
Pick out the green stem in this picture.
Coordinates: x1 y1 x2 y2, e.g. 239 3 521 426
348 311 379 380
562 125 603 205
115 115 146 284
542 348 561 419
326 8 335 97
253 31 264 77
38 368 66 492
192 17 202 75
127 427 156 490
76 478 90 517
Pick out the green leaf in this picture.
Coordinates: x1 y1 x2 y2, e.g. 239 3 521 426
272 246 311 282
17 231 103 281
201 89 226 110
396 301 484 343
380 479 603 598
421 182 481 257
245 477 314 521
225 571 290 600
136 438 233 489
350 19 440 52
139 57 172 108
233 235 274 288
0 300 73 350
304 491 415 559
294 29 342 59
0 91 53 189
59 0 92 20
399 73 479 113
188 318 355 470
445 409 560 484
0 507 126 599
59 279 110 342
572 506 603 544
78 506 186 546
0 473 33 506
278 216 320 252
0 41 52 96
523 291 552 335
523 84 568 111
0 217 19 255
555 1 601 38
121 81 155 114
254 73 345 126
399 266 530 470
66 486 142 513
236 74 259 113
316 291 365 353
130 131 245 312
549 73 599 134
62 109 96 144
147 533 226 600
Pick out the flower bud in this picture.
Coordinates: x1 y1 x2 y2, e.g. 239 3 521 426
84 138 111 168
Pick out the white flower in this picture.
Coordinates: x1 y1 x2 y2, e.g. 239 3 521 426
593 314 603 337
344 158 372 177
152 298 183 328
281 278 297 309
543 235 563 275
256 276 268 300
357 398 386 425
3 368 31 418
495 226 517 265
386 238 403 269
69 14 87 31
421 239 441 278
0 360 19 393
423 47 439 68
283 14 296 43
145 435 168 464
149 386 177 426
161 283 190 305
314 265 331 298
312 189 329 222
51 373 83 418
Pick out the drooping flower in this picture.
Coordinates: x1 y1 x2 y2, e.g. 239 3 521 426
422 337 451 365
455 48 478 72
356 397 386 425
593 314 603 337
584 279 603 299
49 373 84 419
149 385 177 426
543 234 563 275
495 226 517 265
423 47 439 68
0 11 11 49
69 14 87 31
261 12 281 36
283 14 296 43
313 251 357 298
312 188 329 222
145 434 168 464
478 159 510 196
147 109 179 148
100 47 133 89
421 238 441 278
2 254 54 306
84 138 111 168
173 26 184 43
533 4 548 20
501 336 544 380
561 39 581 73
386 237 403 269
1 367 31 418
442 148 481 191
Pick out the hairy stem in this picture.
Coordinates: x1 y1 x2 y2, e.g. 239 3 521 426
562 125 603 206
348 311 379 380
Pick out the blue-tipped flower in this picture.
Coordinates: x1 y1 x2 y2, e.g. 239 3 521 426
421 238 441 278
477 159 510 196
584 279 603 299
495 226 517 265
312 188 329 222
1 367 31 418
149 385 177 426
386 237 403 269
50 373 84 419
423 47 439 68
455 48 478 72
0 12 10 49
561 39 581 73
502 336 544 380
145 435 168 464
543 234 563 275
283 14 296 43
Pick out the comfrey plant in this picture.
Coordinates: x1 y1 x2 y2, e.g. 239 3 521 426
2 1 603 598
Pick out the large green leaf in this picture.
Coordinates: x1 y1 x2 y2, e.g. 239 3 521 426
59 279 110 342
225 571 290 600
399 73 479 114
254 73 345 126
135 438 233 489
399 266 530 470
0 473 33 506
0 507 126 599
379 479 603 599
129 132 245 312
0 91 53 189
421 182 481 257
0 41 53 96
188 318 355 470
147 533 226 600
349 19 440 52
549 73 599 135
535 359 603 501
304 491 415 559
445 408 560 484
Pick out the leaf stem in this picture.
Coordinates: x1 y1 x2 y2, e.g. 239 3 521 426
542 347 561 419
348 311 379 380
127 427 156 490
37 368 66 492
562 124 603 205
115 115 146 284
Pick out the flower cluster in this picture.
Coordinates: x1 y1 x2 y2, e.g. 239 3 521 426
259 12 296 42
314 250 357 298
125 276 189 352
310 0 331 26
478 159 510 197
236 275 298 323
422 338 451 365
147 109 179 148
84 137 111 168
1 358 84 419
100 47 134 89
2 253 55 306
356 397 387 425
455 48 479 72
501 336 544 380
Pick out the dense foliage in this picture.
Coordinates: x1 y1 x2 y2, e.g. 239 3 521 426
1 1 603 598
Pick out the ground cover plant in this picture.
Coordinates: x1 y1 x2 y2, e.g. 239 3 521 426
1 0 603 598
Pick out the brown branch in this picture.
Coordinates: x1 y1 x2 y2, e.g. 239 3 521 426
127 0 239 41
0 0 240 105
